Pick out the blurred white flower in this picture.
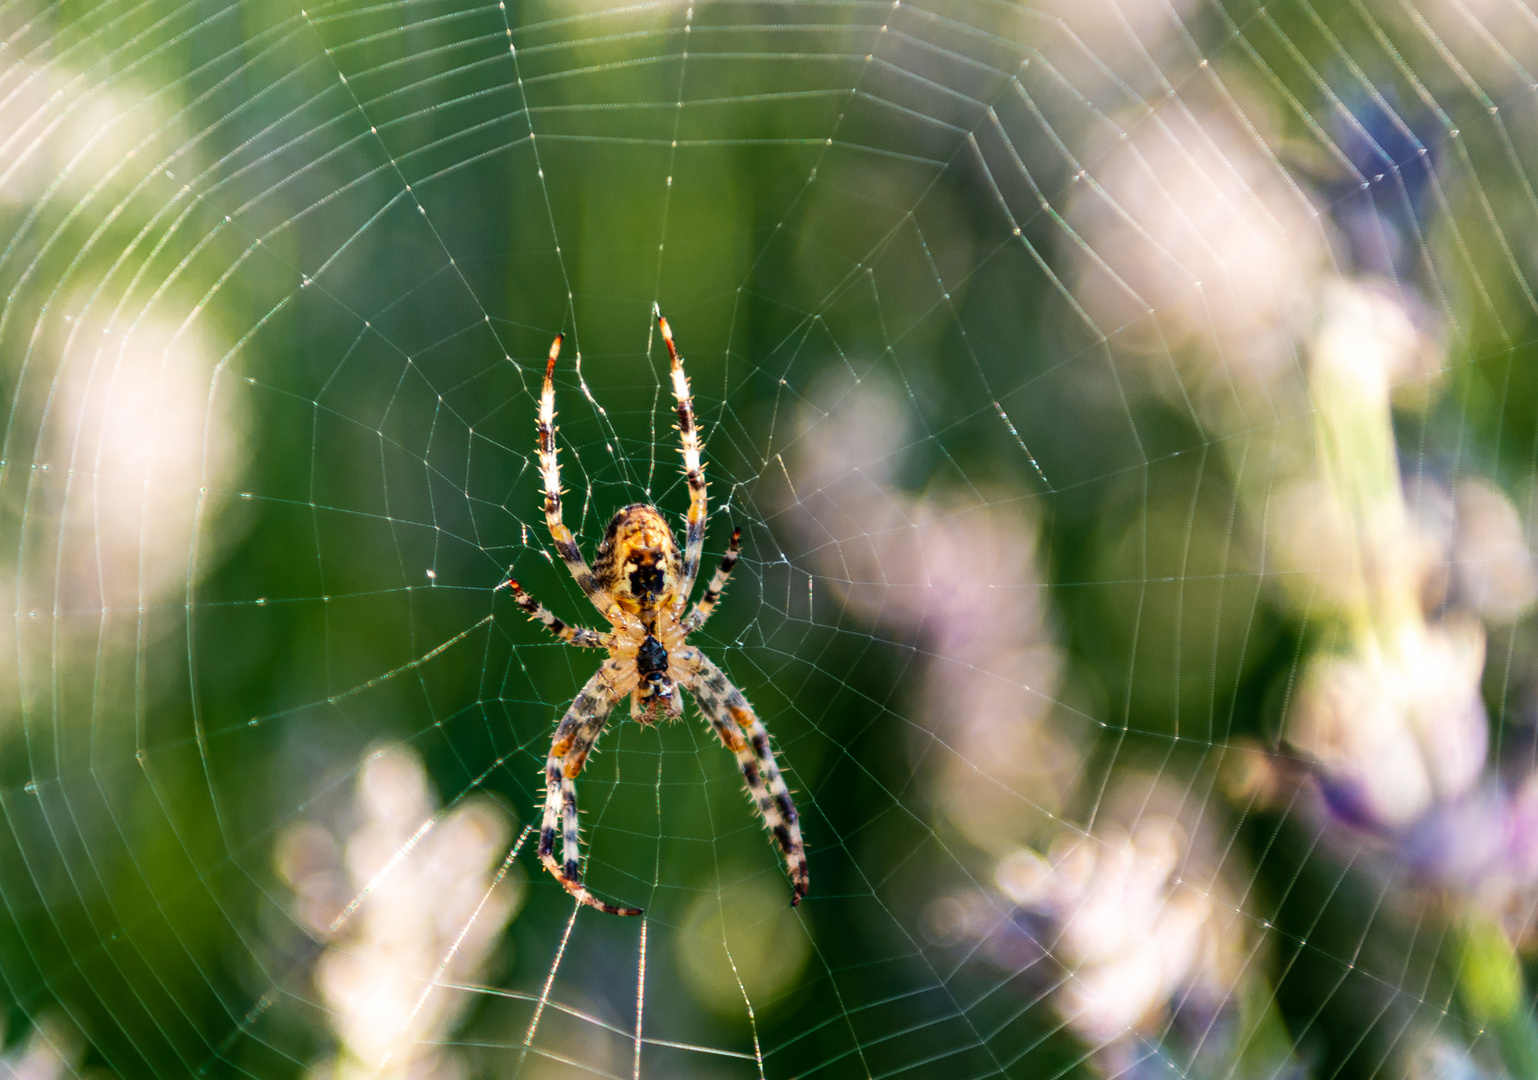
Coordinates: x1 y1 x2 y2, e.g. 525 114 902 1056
1290 283 1441 608
1290 618 1488 828
1 52 229 625
1066 93 1327 427
0 1014 82 1080
1266 476 1375 616
276 746 522 1080
0 53 239 732
0 58 185 212
989 777 1252 1060
1310 278 1436 395
5 310 247 730
1450 479 1537 624
1263 279 1510 837
1019 0 1199 81
787 369 1079 848
40 315 245 613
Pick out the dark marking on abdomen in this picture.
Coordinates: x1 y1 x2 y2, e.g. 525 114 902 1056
637 634 668 680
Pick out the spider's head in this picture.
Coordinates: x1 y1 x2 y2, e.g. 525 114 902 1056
594 503 683 613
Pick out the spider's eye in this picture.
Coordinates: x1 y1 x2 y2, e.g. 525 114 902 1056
628 558 666 600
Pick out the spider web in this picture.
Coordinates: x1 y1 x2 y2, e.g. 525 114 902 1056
2 0 1538 1076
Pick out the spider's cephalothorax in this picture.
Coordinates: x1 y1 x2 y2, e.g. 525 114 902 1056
594 504 686 721
498 309 808 916
594 503 683 611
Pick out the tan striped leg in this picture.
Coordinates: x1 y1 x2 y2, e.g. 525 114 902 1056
655 307 707 595
496 577 610 649
539 665 642 916
681 653 809 906
685 527 741 632
538 334 614 614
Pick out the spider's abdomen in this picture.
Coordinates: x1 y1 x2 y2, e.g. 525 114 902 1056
636 633 669 678
594 503 684 613
633 630 680 721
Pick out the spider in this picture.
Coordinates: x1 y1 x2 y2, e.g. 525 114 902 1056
497 308 808 916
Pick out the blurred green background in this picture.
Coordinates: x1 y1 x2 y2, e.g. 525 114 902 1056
4 0 1538 1077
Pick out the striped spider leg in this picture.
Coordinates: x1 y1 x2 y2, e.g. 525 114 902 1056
495 577 611 650
656 304 708 595
678 650 809 905
502 314 806 916
537 661 641 916
685 526 741 632
536 333 617 617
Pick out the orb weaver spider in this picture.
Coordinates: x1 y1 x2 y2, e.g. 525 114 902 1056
499 308 808 916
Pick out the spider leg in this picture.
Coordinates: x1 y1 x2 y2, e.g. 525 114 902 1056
655 307 708 597
538 333 615 615
497 577 611 648
685 527 740 632
680 652 809 905
539 664 643 916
